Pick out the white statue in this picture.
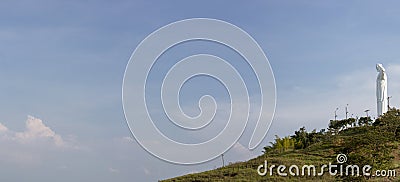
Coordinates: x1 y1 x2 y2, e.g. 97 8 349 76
376 63 388 116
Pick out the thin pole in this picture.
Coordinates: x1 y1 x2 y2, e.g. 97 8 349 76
364 109 370 118
335 108 339 120
221 154 225 167
388 96 392 111
345 104 349 119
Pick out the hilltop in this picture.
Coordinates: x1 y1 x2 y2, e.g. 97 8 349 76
161 109 400 181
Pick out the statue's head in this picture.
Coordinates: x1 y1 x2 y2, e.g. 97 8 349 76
376 63 385 72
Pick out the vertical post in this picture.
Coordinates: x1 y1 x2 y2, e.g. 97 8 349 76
345 104 349 119
364 109 370 118
335 108 339 120
221 154 225 167
388 96 392 111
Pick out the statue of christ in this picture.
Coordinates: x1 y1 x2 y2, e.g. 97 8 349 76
376 63 388 116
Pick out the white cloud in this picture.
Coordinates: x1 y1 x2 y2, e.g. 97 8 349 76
14 115 65 147
0 115 81 149
0 123 8 132
0 115 82 166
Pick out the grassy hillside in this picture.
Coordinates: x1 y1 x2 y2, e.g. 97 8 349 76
161 109 400 181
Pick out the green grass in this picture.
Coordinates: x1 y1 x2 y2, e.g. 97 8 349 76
161 140 340 181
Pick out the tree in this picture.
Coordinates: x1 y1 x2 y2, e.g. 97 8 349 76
347 118 356 128
263 135 295 153
358 117 372 126
292 127 308 149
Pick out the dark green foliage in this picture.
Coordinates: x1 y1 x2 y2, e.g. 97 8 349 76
291 127 324 149
293 126 308 149
329 118 357 134
358 117 373 126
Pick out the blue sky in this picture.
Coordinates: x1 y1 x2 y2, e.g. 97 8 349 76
1 1 400 181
